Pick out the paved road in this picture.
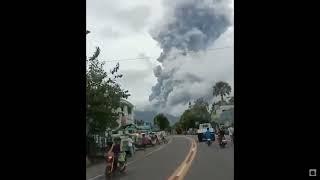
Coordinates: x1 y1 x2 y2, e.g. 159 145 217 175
91 136 191 180
86 141 170 179
87 135 233 180
185 135 234 180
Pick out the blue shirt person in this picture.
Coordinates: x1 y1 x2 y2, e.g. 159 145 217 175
204 128 212 140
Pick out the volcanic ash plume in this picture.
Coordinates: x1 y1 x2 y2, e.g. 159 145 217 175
149 0 233 115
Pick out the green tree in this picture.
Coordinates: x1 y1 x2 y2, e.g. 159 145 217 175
180 109 195 130
173 122 183 134
179 98 211 130
213 81 232 103
210 103 216 114
153 113 170 130
86 31 130 137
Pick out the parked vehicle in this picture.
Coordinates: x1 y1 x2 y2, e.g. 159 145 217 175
133 133 153 149
146 134 157 146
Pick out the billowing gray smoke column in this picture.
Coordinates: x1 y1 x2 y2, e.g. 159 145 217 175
149 0 232 113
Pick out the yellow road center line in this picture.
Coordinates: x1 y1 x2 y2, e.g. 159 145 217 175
167 136 197 180
176 163 187 176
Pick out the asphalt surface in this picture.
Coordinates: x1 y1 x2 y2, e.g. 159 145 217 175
86 140 172 179
92 136 191 180
185 135 234 180
88 135 233 180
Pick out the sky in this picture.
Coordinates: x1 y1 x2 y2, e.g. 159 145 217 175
87 0 234 116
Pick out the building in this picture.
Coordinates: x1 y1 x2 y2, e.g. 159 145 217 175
116 99 135 128
211 104 234 126
113 123 139 135
137 125 151 133
215 105 234 117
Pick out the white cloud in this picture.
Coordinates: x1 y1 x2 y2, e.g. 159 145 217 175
87 0 234 115
87 0 163 111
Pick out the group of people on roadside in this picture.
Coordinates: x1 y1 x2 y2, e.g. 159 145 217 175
106 131 135 156
103 131 168 172
105 130 168 159
139 132 167 150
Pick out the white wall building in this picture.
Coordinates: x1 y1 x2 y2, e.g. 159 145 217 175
211 104 234 124
116 99 134 127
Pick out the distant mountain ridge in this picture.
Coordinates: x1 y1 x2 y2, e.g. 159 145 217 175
134 110 179 125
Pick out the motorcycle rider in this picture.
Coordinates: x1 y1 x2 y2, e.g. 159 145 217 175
205 127 212 141
228 125 234 142
218 127 226 145
127 135 134 156
108 137 121 171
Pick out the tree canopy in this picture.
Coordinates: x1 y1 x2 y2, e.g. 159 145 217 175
178 98 211 130
153 113 170 130
213 81 231 103
86 31 130 137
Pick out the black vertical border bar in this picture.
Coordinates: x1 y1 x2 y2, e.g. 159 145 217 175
81 0 87 178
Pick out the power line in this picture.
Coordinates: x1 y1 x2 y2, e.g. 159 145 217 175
104 46 233 63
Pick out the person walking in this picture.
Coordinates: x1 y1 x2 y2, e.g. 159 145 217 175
127 135 134 156
218 127 225 145
142 133 148 151
228 126 234 142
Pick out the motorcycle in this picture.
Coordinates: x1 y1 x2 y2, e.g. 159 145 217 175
218 136 227 148
104 151 127 178
206 138 212 146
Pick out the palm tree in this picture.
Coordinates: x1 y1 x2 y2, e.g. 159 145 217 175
213 81 232 103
